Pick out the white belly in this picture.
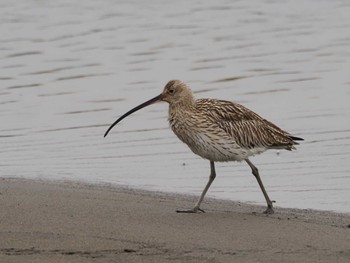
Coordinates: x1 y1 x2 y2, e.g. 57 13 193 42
175 130 266 162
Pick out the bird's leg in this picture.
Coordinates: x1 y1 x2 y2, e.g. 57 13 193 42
245 159 275 214
176 161 216 213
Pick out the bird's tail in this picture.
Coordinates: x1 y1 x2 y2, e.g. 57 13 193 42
289 135 304 145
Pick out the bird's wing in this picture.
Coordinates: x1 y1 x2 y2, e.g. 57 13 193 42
218 119 295 150
196 99 296 150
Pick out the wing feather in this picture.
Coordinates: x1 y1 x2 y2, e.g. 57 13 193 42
195 99 299 150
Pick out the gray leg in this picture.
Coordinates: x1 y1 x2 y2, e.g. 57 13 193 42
245 159 274 214
177 161 216 213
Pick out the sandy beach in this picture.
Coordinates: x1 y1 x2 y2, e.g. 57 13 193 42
0 178 349 263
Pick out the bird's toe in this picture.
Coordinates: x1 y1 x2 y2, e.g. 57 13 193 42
263 207 275 214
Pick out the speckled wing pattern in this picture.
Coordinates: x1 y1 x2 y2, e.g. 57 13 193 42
195 99 300 151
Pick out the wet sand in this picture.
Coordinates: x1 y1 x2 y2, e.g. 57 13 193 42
0 178 349 263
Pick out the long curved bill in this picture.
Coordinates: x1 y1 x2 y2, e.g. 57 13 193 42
104 93 163 137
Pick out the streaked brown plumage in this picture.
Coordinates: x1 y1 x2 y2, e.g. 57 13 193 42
105 80 303 214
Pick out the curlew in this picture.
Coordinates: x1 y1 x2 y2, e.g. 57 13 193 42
104 80 303 214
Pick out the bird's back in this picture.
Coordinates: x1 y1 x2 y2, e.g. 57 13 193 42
195 98 302 151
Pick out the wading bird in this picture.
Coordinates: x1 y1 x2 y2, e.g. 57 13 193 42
104 80 303 214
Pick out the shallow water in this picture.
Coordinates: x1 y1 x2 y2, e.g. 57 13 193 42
1 0 350 213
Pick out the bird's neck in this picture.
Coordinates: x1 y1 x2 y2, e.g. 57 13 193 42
170 95 195 112
168 95 196 125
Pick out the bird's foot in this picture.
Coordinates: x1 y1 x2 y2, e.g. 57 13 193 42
176 206 205 213
263 206 274 214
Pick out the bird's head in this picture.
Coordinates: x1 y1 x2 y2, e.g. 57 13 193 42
104 80 194 137
161 80 194 105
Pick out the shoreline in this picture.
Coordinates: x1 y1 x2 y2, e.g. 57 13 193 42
1 177 349 262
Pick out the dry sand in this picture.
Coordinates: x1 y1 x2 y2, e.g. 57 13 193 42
0 178 349 263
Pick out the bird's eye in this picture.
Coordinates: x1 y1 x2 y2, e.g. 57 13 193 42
168 88 175 94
